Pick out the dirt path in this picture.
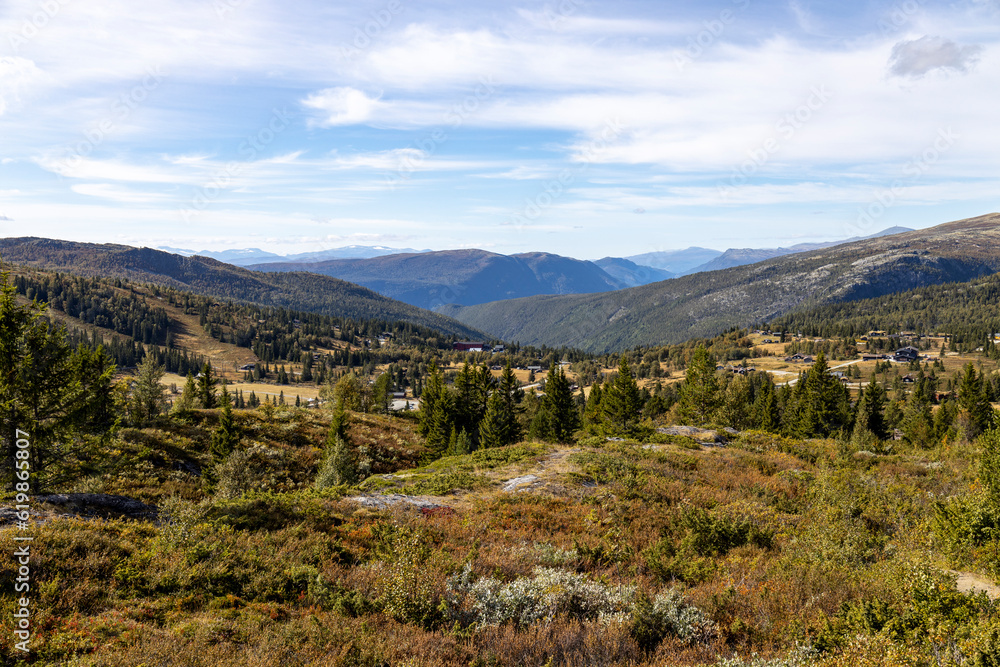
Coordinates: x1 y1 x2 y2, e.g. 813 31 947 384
951 570 1000 599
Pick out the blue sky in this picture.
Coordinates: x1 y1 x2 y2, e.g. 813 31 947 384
0 0 997 259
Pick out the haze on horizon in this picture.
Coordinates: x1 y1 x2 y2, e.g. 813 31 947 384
0 0 998 258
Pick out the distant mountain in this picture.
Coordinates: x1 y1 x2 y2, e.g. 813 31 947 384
0 238 484 339
441 213 1000 353
250 249 627 310
593 257 674 287
281 245 432 262
155 245 432 267
688 226 913 274
197 248 286 264
625 247 723 275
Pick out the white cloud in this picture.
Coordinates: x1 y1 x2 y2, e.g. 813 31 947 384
888 36 983 77
70 183 169 203
0 57 43 115
303 87 385 126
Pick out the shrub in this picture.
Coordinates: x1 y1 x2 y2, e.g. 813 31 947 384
630 588 716 650
446 564 635 627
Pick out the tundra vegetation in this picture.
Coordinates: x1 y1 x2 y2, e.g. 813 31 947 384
4 265 1000 666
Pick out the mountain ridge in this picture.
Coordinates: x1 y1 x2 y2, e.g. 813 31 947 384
249 249 628 310
0 238 485 339
442 214 1000 352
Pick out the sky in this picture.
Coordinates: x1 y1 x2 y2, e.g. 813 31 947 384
0 0 997 260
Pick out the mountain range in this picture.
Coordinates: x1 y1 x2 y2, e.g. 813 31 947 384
245 227 910 309
249 250 629 310
158 244 432 266
1 218 975 354
0 238 484 339
439 214 1000 352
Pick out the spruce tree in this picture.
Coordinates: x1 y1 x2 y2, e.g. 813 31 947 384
958 363 995 439
676 345 720 426
173 371 197 414
853 377 888 441
796 353 850 438
479 387 510 449
545 363 579 442
418 361 446 438
584 380 604 427
599 356 643 436
131 354 166 424
207 387 239 486
197 363 217 409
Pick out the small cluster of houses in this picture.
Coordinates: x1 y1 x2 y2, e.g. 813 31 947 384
783 354 815 363
860 346 922 363
716 365 758 375
453 341 505 353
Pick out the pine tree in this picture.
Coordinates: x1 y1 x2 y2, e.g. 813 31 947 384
197 363 217 409
316 433 355 488
499 362 524 440
853 377 888 441
545 363 579 442
1 269 116 490
750 377 779 432
479 386 511 449
958 363 995 439
796 353 850 438
418 361 446 438
676 346 719 426
598 356 643 436
902 383 934 447
425 392 454 459
372 372 392 415
584 380 603 426
173 371 197 414
207 387 239 486
130 354 165 424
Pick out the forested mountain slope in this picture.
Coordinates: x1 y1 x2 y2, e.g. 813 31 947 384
0 238 485 339
443 213 1000 352
250 249 626 309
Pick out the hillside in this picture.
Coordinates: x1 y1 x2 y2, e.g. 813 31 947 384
443 213 1000 353
250 249 626 309
0 238 485 339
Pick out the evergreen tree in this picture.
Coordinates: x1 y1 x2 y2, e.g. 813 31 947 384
958 363 995 439
902 383 935 447
528 403 552 441
584 380 603 426
853 377 889 441
498 362 525 444
795 353 850 438
750 376 780 432
130 354 166 424
425 391 454 459
676 345 720 426
316 405 355 487
207 387 239 486
372 372 392 415
600 356 643 436
0 269 116 490
418 361 447 438
197 363 217 409
545 363 579 442
173 371 197 414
